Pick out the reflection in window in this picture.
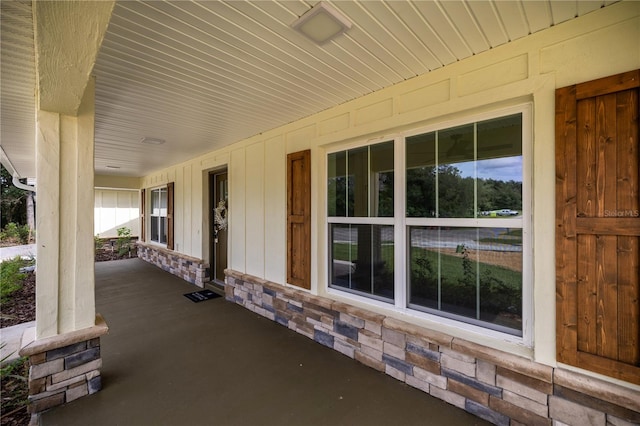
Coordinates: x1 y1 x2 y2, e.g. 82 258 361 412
328 107 527 336
409 227 522 334
328 141 394 218
330 224 394 301
328 151 346 217
406 114 523 219
406 132 436 217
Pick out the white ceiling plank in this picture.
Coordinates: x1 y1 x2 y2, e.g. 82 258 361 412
439 0 490 54
521 1 553 34
465 0 509 48
549 1 577 25
412 1 473 60
387 1 456 66
578 1 605 15
493 1 530 41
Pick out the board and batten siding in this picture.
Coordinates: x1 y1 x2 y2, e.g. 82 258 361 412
94 189 140 238
138 1 639 382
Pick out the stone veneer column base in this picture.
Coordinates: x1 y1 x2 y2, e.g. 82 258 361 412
225 270 640 426
19 315 109 414
137 242 209 286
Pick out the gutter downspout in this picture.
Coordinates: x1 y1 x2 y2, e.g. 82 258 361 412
12 176 36 193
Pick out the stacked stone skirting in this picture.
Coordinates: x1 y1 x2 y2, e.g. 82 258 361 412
225 270 640 426
137 242 209 286
19 315 108 414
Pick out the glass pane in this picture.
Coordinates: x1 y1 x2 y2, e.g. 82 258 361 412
477 114 523 216
406 132 436 217
348 147 368 217
477 228 522 332
438 228 477 320
370 142 394 217
350 224 373 293
438 125 475 218
160 188 167 217
409 226 523 334
409 227 439 309
151 189 160 216
160 217 167 244
330 224 352 290
328 152 347 217
151 217 159 242
330 224 394 301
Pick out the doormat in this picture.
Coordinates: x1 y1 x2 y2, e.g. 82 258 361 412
183 289 221 303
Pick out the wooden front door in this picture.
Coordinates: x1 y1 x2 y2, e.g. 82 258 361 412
287 150 311 289
556 70 640 384
211 171 228 283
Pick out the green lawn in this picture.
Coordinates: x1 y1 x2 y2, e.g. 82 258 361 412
411 247 521 287
332 242 394 268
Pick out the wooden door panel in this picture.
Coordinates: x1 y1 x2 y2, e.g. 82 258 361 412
556 70 640 384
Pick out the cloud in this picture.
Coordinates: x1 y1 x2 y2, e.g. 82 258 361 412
453 156 522 182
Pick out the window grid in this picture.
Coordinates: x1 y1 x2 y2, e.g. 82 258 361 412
327 104 530 340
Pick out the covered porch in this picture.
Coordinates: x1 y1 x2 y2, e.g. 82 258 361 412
1 1 638 424
40 258 488 426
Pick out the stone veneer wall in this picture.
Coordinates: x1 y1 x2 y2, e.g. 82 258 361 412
225 270 640 426
137 242 209 286
19 315 108 414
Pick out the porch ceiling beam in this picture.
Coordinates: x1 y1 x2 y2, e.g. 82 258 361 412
33 1 115 116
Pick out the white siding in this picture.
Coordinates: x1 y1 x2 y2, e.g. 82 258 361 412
94 189 139 238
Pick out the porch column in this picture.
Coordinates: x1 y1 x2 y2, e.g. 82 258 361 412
35 78 97 338
18 2 115 416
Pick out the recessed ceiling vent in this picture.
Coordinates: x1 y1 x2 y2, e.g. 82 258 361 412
291 2 352 45
140 137 166 145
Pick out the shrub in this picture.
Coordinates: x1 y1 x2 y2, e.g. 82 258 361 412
0 257 27 302
116 227 132 256
0 222 31 244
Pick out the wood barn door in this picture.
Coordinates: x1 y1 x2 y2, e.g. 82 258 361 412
556 70 640 384
287 150 311 290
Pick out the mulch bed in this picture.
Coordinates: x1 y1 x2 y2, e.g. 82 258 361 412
95 246 138 262
1 272 35 329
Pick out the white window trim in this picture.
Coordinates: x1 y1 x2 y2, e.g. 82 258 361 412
148 185 168 247
326 103 533 347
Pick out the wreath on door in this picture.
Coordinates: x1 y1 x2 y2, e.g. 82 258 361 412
214 199 227 232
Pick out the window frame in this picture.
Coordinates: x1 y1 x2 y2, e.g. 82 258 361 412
149 185 168 246
327 137 397 302
326 103 533 345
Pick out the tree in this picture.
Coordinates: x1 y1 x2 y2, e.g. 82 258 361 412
1 164 34 231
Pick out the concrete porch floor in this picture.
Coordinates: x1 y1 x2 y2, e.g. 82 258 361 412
41 258 489 426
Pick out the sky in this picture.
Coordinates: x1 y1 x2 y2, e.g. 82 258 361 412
455 156 522 182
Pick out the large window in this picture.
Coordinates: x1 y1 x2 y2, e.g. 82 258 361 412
150 187 168 244
328 107 529 337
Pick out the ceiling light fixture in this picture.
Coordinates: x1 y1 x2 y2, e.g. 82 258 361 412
291 2 352 45
140 137 166 145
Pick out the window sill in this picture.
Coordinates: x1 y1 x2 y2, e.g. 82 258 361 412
325 286 534 360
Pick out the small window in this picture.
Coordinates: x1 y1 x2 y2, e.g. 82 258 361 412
150 187 168 244
328 140 395 302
